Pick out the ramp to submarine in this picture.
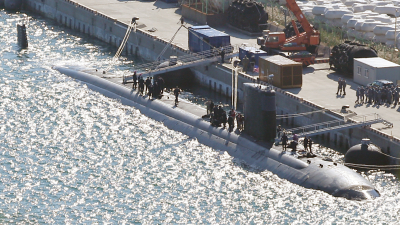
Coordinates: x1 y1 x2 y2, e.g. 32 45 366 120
282 113 393 139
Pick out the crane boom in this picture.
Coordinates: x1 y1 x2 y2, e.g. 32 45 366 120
257 0 321 66
285 0 313 35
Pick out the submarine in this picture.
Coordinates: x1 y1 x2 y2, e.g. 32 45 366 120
53 66 380 200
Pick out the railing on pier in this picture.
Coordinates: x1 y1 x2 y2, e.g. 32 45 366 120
284 113 393 139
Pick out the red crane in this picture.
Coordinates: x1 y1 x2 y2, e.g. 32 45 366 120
258 0 324 66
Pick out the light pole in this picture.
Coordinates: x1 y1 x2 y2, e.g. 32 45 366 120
232 58 241 110
394 9 398 60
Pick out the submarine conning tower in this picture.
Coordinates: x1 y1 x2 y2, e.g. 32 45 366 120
243 83 276 142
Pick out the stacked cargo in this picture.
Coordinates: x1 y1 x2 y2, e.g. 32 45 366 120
258 55 303 88
188 25 231 53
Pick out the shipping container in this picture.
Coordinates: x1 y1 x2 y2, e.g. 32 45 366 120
188 25 231 53
239 46 268 67
258 55 303 88
353 57 400 86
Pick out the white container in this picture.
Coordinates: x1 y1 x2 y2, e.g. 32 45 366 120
362 4 377 11
341 14 355 24
347 28 363 38
347 17 362 28
371 1 393 7
363 31 375 40
373 24 395 35
373 34 387 43
355 19 368 31
361 21 384 32
325 9 352 19
366 15 392 24
374 5 397 15
343 0 367 7
312 6 328 15
359 11 379 17
326 18 343 27
385 30 400 40
314 15 327 23
385 40 395 47
352 4 366 13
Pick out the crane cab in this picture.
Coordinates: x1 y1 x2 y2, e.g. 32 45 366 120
257 31 286 49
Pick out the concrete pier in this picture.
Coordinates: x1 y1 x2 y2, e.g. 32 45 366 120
24 0 400 158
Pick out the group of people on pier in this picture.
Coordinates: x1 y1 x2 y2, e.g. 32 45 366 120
355 85 400 106
207 101 244 132
132 71 165 99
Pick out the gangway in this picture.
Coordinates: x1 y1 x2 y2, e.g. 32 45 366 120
122 45 238 83
282 113 393 139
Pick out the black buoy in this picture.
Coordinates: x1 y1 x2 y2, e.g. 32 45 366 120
17 24 28 49
344 138 389 166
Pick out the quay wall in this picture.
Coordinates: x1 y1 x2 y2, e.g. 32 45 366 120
25 0 400 160
25 0 190 62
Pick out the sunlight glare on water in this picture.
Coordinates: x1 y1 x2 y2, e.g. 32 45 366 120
0 11 399 224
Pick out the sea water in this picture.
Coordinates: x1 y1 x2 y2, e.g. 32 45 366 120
0 11 400 224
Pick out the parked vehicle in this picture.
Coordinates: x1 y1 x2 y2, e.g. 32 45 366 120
367 80 394 88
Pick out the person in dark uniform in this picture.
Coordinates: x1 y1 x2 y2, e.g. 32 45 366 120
228 115 234 132
336 78 342 95
360 86 365 103
277 125 282 138
145 77 151 94
222 109 227 129
132 71 137 89
173 86 181 105
281 132 288 151
355 87 360 104
308 138 313 154
152 81 158 98
158 77 164 94
220 47 225 63
342 79 347 95
394 88 399 106
148 83 153 99
303 136 309 152
138 74 144 95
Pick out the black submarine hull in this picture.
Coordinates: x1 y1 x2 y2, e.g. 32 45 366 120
54 66 380 200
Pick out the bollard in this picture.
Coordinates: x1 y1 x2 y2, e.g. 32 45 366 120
17 24 28 48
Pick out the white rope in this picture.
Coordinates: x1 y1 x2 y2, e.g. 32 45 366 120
104 21 135 73
155 25 183 61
